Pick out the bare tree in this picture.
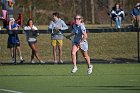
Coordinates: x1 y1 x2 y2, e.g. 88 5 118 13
81 0 86 20
108 0 114 11
121 0 125 10
90 0 95 24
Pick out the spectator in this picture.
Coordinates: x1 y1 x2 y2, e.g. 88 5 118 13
111 3 125 28
0 0 7 19
6 18 24 64
0 0 15 28
66 15 93 75
130 2 140 27
24 19 45 64
48 12 68 64
0 0 15 19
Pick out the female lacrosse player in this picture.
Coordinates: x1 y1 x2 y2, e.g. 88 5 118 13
48 12 68 64
24 19 45 64
66 15 93 74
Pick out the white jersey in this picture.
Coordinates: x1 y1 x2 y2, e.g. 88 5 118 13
24 25 38 42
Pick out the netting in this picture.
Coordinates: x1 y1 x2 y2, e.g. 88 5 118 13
0 29 139 64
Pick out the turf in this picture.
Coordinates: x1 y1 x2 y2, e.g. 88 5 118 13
0 64 140 93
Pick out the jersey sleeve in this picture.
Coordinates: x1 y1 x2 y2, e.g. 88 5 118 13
48 21 54 30
60 20 68 30
24 26 28 30
81 24 86 33
32 25 38 30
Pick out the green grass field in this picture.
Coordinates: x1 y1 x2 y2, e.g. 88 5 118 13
0 32 138 63
0 64 140 93
0 29 139 93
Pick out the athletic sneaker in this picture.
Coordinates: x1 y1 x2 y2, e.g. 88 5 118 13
117 26 121 28
40 60 45 64
71 66 78 73
12 58 16 64
31 60 35 64
20 59 24 64
88 65 93 75
59 60 63 63
13 61 16 64
54 60 58 64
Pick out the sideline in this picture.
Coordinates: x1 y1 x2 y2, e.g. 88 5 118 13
0 89 24 93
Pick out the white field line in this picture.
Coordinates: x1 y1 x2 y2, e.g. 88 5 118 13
0 89 24 93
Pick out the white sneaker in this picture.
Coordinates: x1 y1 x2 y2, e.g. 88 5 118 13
59 60 63 63
88 65 93 75
12 58 16 64
118 26 121 28
31 60 35 64
40 60 45 64
54 60 58 64
71 66 78 73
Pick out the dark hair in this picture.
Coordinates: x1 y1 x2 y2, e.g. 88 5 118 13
114 2 121 9
52 12 60 18
27 19 33 26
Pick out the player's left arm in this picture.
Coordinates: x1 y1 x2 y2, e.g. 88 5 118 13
81 25 87 41
82 31 87 41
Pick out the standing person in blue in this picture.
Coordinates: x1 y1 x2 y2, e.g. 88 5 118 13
66 15 93 75
7 18 24 64
24 19 45 64
48 12 68 64
131 3 140 28
111 3 125 28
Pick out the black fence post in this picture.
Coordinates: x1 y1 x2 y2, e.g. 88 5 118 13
137 27 140 63
12 30 17 64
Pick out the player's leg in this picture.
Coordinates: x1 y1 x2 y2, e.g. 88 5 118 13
33 43 40 61
81 51 90 66
81 50 93 74
80 41 93 74
16 46 24 63
7 38 14 63
9 47 14 62
71 45 79 73
28 43 35 63
29 43 44 63
52 40 57 63
58 40 63 63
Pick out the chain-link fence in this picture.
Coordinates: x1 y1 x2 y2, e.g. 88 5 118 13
0 28 139 64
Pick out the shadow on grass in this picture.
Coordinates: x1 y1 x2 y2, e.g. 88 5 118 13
90 57 138 64
64 85 140 90
0 57 138 65
0 74 88 77
112 58 138 63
